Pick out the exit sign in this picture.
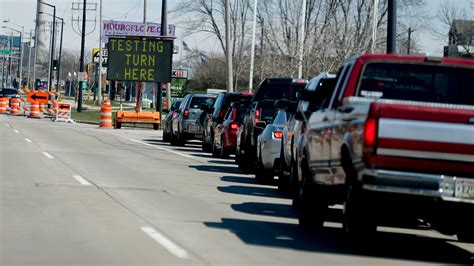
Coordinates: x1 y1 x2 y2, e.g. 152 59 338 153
0 50 11 55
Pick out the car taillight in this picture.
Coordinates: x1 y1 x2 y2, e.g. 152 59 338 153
230 122 239 130
273 131 283 139
254 108 261 123
172 111 177 118
363 103 380 154
183 109 189 119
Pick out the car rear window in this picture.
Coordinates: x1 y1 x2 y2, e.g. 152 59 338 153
261 83 298 101
190 96 215 109
358 63 474 106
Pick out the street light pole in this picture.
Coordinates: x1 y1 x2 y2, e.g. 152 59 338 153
98 0 103 104
297 0 307 79
225 0 233 92
27 29 33 90
387 0 397 54
55 17 64 92
39 1 56 90
78 0 87 112
248 0 258 92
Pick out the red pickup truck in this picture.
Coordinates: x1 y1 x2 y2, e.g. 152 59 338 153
296 54 474 241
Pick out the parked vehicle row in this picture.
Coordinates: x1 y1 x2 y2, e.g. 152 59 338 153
162 54 474 243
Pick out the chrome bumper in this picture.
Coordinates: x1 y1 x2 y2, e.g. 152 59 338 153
362 169 474 204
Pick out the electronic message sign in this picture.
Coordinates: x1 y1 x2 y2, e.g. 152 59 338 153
107 38 173 82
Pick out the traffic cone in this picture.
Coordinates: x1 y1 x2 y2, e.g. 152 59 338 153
29 101 41 118
0 97 7 114
9 98 21 116
99 100 113 128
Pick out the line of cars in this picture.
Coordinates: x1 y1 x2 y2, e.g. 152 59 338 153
163 54 474 243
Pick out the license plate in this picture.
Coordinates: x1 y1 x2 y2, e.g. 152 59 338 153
455 179 474 199
189 124 200 132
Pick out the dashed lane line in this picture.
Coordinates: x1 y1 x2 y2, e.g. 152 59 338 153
140 226 190 259
42 152 54 159
13 129 19 133
24 138 32 143
72 175 92 186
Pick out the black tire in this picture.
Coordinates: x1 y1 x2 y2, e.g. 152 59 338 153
177 133 186 146
255 150 273 184
278 142 291 193
220 135 229 159
457 217 474 243
343 184 377 237
170 132 178 146
202 129 212 152
295 152 327 230
163 132 170 142
153 123 159 130
211 136 221 158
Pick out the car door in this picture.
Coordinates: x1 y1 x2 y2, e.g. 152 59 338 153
306 66 351 185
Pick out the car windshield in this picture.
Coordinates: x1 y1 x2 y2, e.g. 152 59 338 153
0 88 17 95
190 96 216 109
358 63 474 106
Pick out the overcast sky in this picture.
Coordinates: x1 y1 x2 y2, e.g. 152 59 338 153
1 0 473 57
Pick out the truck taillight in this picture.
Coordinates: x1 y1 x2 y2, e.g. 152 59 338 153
363 118 378 153
254 109 261 123
230 122 239 130
363 103 380 155
183 109 190 119
273 131 283 139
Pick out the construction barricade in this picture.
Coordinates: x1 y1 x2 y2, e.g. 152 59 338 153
9 98 21 116
28 101 41 118
53 103 73 123
99 101 113 128
0 97 7 114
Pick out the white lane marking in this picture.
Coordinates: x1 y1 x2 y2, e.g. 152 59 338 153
24 138 32 143
42 152 54 159
13 129 19 133
130 139 195 160
140 226 189 259
72 175 92 186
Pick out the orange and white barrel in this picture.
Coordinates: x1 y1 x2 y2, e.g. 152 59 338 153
99 101 113 128
0 97 7 114
29 101 41 118
9 98 21 116
39 103 45 114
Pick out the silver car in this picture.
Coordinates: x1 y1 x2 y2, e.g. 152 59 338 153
255 102 291 184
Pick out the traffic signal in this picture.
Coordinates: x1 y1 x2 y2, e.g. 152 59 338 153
53 60 59 71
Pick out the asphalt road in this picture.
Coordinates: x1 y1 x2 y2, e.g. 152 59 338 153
1 115 473 265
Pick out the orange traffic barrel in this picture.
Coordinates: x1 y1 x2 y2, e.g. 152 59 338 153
29 101 41 118
0 97 7 114
39 103 45 114
9 98 21 116
99 101 113 128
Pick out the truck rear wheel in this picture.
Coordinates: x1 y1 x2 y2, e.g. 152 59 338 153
343 184 376 237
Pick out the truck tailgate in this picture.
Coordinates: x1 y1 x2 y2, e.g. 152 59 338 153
374 103 474 176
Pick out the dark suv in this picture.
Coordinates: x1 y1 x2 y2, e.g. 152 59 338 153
170 94 216 146
201 92 253 152
236 78 307 172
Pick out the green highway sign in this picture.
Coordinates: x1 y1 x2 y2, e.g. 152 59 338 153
0 50 11 55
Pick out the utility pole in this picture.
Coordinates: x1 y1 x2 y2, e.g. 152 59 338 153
248 0 258 92
159 0 169 117
56 17 64 92
297 0 307 79
78 0 86 112
27 29 33 89
387 0 396 54
49 6 56 91
225 0 233 92
407 27 413 54
98 0 102 104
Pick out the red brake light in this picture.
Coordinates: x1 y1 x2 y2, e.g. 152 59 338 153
254 109 261 123
364 118 378 153
230 122 239 130
183 109 190 119
273 131 283 139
